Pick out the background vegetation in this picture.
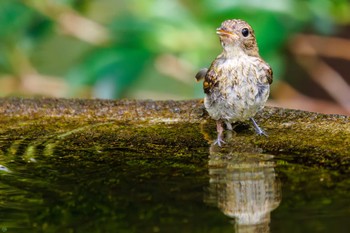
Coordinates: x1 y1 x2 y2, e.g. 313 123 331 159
0 0 349 114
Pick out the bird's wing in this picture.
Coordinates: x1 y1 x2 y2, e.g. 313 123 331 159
203 67 218 94
195 67 217 94
266 64 273 85
258 59 273 85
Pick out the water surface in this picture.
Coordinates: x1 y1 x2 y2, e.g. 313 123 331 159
0 122 349 233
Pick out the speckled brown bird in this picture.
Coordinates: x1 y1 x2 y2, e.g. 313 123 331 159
196 19 273 146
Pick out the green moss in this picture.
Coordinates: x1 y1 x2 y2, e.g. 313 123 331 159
0 97 349 171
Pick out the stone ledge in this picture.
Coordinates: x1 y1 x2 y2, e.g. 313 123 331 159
0 97 349 170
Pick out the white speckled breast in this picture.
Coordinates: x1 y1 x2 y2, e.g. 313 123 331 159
204 55 270 122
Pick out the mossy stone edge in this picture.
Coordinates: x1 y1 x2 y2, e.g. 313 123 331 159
0 97 349 171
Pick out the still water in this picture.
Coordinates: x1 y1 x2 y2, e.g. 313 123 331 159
0 124 349 233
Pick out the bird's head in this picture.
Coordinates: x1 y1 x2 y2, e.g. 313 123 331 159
216 19 259 57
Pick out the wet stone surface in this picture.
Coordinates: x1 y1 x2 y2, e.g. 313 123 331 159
0 97 349 232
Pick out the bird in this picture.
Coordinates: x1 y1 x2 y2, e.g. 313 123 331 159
196 19 273 146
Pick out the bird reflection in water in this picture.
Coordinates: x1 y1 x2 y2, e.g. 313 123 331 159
204 136 281 233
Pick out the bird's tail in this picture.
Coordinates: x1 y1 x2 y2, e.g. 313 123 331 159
195 68 208 82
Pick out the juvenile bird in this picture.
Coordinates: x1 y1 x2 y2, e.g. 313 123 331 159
196 19 273 146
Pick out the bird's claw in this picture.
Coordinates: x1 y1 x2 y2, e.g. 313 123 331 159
255 128 268 136
250 118 268 137
213 137 225 147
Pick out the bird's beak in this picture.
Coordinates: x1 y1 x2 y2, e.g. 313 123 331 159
216 27 234 37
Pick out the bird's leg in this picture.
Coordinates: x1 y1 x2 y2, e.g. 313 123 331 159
250 117 267 136
213 120 225 146
225 121 233 130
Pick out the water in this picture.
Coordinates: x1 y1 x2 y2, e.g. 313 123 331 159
0 122 349 233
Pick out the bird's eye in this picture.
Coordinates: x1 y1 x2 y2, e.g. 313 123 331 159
241 28 249 37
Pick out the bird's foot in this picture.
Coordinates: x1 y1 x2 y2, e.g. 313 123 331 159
213 136 225 147
213 120 226 146
255 127 268 136
250 118 268 136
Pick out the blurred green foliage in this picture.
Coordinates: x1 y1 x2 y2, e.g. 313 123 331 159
0 0 349 99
